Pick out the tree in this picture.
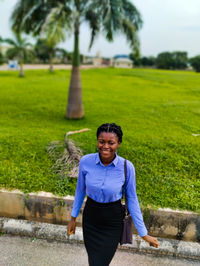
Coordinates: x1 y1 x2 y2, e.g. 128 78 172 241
190 55 200 72
34 38 51 63
141 56 156 67
34 40 71 65
129 54 156 68
0 51 4 65
0 36 4 65
56 48 73 64
156 52 175 70
3 33 32 77
40 11 67 72
172 52 188 69
11 0 143 118
129 53 141 66
156 51 188 70
34 38 63 69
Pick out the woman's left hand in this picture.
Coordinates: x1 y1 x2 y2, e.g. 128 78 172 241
142 235 159 248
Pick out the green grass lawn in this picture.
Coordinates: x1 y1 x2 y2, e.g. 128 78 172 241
0 68 200 212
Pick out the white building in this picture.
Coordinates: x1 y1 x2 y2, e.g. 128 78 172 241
93 51 102 66
113 57 133 68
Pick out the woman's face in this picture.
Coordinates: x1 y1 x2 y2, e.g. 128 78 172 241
97 132 120 162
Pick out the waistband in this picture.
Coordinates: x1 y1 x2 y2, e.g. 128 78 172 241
86 196 121 207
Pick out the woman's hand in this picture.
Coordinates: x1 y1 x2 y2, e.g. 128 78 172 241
142 235 159 248
67 216 76 236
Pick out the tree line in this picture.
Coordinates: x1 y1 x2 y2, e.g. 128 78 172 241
1 42 200 73
130 51 200 72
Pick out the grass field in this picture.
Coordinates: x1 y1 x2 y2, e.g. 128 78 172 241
0 68 199 212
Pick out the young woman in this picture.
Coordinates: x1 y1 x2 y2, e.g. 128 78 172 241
67 123 159 265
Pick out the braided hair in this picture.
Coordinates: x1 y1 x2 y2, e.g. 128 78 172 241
96 123 123 143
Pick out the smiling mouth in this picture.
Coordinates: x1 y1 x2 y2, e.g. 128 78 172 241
101 150 111 154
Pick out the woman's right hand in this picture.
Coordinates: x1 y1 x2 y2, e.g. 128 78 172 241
142 235 159 248
67 216 76 236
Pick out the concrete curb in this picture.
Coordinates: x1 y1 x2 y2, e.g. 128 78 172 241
0 189 200 242
0 217 200 261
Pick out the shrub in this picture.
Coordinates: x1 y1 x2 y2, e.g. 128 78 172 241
190 55 200 72
156 51 188 70
0 51 4 65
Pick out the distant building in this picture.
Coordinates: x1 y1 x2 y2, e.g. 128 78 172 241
113 54 133 68
0 45 10 55
93 51 102 66
82 51 112 66
102 58 111 66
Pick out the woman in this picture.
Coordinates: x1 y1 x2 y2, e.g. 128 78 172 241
67 123 159 265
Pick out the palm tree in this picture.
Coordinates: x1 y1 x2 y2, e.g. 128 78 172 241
34 39 68 71
3 33 32 77
0 46 4 65
11 0 143 118
40 9 67 72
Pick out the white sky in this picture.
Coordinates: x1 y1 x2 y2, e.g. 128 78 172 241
0 0 200 57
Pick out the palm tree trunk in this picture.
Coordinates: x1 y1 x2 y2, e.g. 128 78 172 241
49 51 53 72
49 62 53 72
19 61 24 77
66 18 84 119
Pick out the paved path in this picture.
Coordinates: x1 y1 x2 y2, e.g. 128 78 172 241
0 64 107 70
0 235 199 266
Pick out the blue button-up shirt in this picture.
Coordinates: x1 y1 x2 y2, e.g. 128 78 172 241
71 153 147 237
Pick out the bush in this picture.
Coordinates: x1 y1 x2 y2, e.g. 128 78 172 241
190 55 200 72
156 51 188 70
173 52 188 69
129 54 156 67
129 53 141 66
0 51 4 65
141 56 156 67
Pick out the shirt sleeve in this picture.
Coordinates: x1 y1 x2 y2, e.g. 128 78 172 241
71 157 86 217
125 160 148 237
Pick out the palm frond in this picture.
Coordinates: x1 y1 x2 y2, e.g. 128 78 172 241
11 0 57 35
6 47 20 59
79 0 91 13
92 0 123 42
100 0 142 52
121 17 140 55
11 0 37 33
85 9 101 49
3 38 17 46
23 41 33 47
121 0 143 30
21 2 43 30
41 3 72 47
103 0 122 29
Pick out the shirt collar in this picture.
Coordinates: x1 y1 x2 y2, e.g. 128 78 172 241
96 152 119 167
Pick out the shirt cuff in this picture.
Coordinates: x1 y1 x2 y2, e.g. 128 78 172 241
138 228 148 238
71 208 79 218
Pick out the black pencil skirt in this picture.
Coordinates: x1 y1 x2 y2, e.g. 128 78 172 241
82 197 124 266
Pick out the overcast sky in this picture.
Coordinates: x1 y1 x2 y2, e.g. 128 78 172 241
0 0 200 57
